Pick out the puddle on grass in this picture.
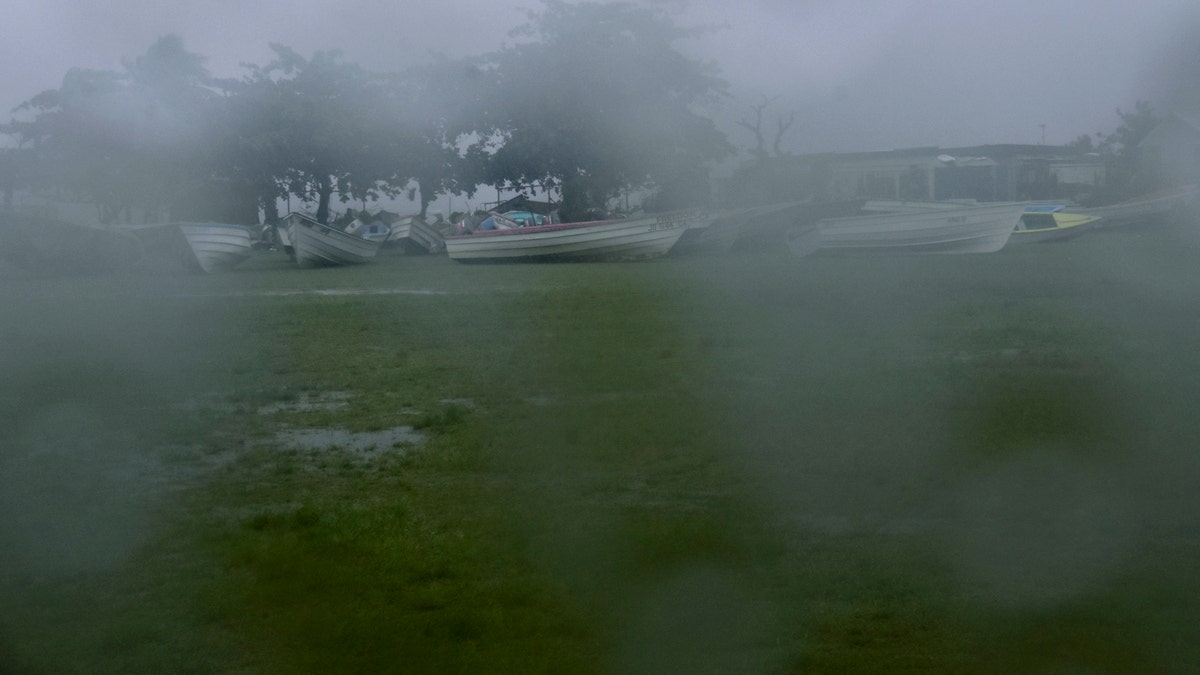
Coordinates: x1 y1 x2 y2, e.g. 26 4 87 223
258 391 352 415
180 286 549 300
275 426 425 454
221 288 452 298
521 391 669 407
438 397 478 409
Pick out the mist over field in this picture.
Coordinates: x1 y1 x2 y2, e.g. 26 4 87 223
3 1 1200 672
4 0 1200 154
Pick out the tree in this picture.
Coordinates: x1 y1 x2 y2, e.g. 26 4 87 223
3 36 220 224
122 35 226 221
205 67 291 224
381 57 492 219
6 67 138 223
1065 133 1097 154
0 147 31 208
469 0 732 219
1098 100 1162 201
230 45 402 224
737 96 797 161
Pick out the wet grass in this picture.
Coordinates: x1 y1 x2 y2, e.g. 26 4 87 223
3 221 1200 672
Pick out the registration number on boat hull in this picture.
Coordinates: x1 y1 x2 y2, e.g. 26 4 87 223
652 212 692 230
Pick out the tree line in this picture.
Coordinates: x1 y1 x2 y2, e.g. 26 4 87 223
0 1 733 226
2 0 1177 228
1064 100 1167 203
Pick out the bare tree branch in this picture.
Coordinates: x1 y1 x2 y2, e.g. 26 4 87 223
737 96 780 160
772 110 797 157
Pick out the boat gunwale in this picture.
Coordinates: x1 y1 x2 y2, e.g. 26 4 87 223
445 210 708 241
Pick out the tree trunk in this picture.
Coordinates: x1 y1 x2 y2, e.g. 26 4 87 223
262 194 280 225
316 175 333 224
418 180 435 220
559 175 595 223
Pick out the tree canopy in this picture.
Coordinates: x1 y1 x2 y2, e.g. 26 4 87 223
1096 100 1163 202
1 2 738 227
474 0 733 219
6 2 1178 228
229 45 399 223
4 36 219 224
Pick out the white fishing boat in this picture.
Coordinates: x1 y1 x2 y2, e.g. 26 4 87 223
287 212 382 266
177 223 254 272
124 221 253 273
861 199 979 213
671 199 866 254
734 199 866 250
276 223 294 255
344 219 391 243
270 218 295 258
386 214 445 253
787 201 1026 256
444 209 711 262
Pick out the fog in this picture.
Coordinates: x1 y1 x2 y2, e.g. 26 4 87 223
4 0 1199 154
4 1 1200 671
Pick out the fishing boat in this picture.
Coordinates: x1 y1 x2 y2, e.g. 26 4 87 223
386 214 445 254
671 202 794 253
672 199 867 254
124 221 253 273
737 198 866 249
177 223 254 271
287 212 382 266
444 209 710 262
1009 207 1102 244
269 219 295 258
344 219 391 243
787 201 1026 257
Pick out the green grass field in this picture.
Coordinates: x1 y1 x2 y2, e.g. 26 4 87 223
3 220 1200 673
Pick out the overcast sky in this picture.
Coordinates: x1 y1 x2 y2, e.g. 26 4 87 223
3 0 1199 157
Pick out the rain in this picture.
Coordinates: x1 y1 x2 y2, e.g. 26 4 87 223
3 1 1200 672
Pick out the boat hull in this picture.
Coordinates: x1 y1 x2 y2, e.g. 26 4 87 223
791 201 1026 255
177 223 253 272
387 216 445 254
444 210 705 262
1009 212 1101 244
678 199 866 253
291 218 381 267
124 222 252 273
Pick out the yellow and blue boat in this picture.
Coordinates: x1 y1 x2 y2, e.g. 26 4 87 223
1010 205 1102 243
